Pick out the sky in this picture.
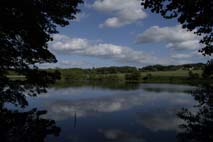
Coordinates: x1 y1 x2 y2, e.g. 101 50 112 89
43 0 210 68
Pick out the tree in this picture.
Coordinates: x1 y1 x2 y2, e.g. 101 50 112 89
202 59 213 78
125 70 141 82
0 0 83 106
0 0 82 72
141 0 213 56
0 2 82 140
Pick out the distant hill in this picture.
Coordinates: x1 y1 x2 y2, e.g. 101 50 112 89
140 63 205 72
46 63 205 73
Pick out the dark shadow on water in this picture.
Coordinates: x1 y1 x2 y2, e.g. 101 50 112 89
0 107 60 142
0 71 61 142
54 80 141 90
177 83 213 142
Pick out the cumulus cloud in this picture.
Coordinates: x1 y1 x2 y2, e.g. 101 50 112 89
39 60 93 68
50 34 162 65
48 34 207 67
170 50 206 60
92 0 147 28
137 25 201 50
171 53 194 59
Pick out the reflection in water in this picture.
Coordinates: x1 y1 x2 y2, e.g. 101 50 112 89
177 84 213 142
98 129 145 142
74 111 77 128
0 70 59 107
0 107 60 142
1 81 211 142
38 84 196 142
136 110 182 132
44 87 194 121
0 72 61 142
53 81 141 90
141 84 196 93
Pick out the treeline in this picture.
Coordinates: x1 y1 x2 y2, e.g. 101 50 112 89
92 66 137 74
46 66 141 82
43 63 212 84
140 63 205 71
48 63 205 74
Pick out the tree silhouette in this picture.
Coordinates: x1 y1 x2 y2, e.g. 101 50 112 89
141 0 213 56
0 1 83 140
0 107 61 142
0 0 82 70
0 0 83 103
203 59 213 78
177 84 213 142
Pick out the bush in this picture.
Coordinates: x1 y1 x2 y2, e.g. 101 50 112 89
125 71 141 81
143 73 152 80
188 71 199 79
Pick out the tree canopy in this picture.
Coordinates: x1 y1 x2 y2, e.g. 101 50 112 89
0 0 82 72
141 0 213 56
0 0 83 107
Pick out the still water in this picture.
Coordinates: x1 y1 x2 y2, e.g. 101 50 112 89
21 83 199 142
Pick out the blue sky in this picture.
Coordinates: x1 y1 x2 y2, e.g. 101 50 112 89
44 0 210 68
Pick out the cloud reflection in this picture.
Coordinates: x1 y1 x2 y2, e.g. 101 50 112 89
136 110 183 132
42 84 196 123
98 129 145 142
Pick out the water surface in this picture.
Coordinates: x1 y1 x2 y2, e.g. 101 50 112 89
26 83 197 142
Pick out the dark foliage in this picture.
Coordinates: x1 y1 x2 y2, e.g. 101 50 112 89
188 70 199 79
0 0 82 106
125 70 141 81
0 70 60 107
0 0 82 71
177 84 213 142
140 63 205 71
141 0 213 56
203 59 213 78
0 1 82 140
92 66 138 74
0 106 60 142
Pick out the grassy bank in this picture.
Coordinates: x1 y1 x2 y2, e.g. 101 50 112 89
54 69 212 85
7 64 212 85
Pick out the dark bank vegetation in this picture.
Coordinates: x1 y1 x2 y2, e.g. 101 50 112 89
37 63 212 86
7 62 212 85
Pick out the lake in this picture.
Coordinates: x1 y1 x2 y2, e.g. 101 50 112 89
17 83 201 142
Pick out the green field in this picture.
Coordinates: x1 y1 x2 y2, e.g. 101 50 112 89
141 70 202 77
56 69 211 85
7 68 212 85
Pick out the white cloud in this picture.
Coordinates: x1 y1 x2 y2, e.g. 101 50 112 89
170 50 205 60
137 25 201 50
48 34 208 68
39 60 93 68
171 53 193 59
92 0 147 28
50 34 163 65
